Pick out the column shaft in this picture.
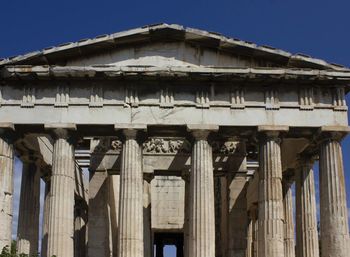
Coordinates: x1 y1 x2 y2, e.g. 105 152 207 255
246 216 253 257
47 133 76 257
252 210 258 257
189 134 215 257
295 159 319 257
118 131 144 257
0 136 14 252
183 175 190 257
41 180 51 257
258 135 285 257
319 139 350 257
283 180 295 257
143 180 152 257
17 162 41 255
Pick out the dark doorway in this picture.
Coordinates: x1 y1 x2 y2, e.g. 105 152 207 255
154 232 184 257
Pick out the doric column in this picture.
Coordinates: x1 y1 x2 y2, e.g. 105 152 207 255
88 171 111 257
252 207 258 257
295 156 319 257
143 178 153 257
257 126 287 257
183 173 190 257
74 199 87 257
319 130 350 257
117 128 144 257
188 125 218 257
246 211 254 257
46 126 76 257
0 129 14 252
283 178 295 257
41 179 51 257
16 160 41 255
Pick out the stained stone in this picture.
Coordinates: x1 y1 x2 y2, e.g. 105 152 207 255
283 180 295 257
0 136 14 252
188 130 215 257
16 162 40 255
118 129 144 257
47 130 76 257
319 138 350 257
258 133 285 257
296 157 319 257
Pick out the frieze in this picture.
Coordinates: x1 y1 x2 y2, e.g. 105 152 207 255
143 137 191 154
92 137 122 153
212 140 240 155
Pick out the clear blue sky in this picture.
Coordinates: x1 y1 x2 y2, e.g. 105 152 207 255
1 1 350 256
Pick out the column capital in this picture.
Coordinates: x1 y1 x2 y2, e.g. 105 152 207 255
297 153 316 169
0 122 16 143
114 123 147 140
44 123 77 140
21 154 41 165
257 125 289 140
316 125 350 143
187 124 218 140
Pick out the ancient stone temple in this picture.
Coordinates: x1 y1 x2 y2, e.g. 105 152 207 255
0 23 349 257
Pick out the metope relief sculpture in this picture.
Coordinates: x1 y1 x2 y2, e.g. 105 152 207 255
91 137 123 154
143 137 191 155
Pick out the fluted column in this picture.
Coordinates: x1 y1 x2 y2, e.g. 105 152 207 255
16 161 41 255
47 128 76 257
295 156 319 257
189 129 216 257
252 208 258 257
258 128 285 257
143 179 152 257
118 129 144 257
183 173 190 257
0 134 14 252
247 211 254 257
283 179 295 257
41 180 50 257
319 135 350 257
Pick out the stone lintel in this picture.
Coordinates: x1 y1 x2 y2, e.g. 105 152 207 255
186 124 219 132
114 123 147 131
257 125 289 132
320 125 350 133
44 123 77 130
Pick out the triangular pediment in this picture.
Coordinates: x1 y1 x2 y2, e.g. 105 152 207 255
0 23 348 71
